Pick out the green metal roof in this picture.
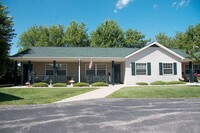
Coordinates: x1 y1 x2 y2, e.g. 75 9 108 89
11 47 139 58
11 46 189 59
170 49 189 58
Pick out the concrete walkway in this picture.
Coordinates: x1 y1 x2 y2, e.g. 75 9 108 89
55 84 125 103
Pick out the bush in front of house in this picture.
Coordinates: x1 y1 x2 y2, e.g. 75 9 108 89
73 82 90 87
136 82 148 85
166 81 186 85
32 82 48 87
53 83 66 87
150 80 186 85
150 81 166 85
91 82 109 87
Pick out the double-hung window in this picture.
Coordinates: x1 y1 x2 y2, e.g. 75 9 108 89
45 64 67 76
85 64 107 76
46 64 53 75
185 65 200 74
85 65 95 76
136 63 147 75
97 64 106 75
163 63 173 75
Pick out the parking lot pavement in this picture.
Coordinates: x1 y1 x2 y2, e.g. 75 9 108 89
0 99 200 133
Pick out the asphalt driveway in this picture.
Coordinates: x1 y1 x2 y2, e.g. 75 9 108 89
0 99 200 133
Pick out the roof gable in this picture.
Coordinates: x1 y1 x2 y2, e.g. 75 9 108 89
125 42 185 60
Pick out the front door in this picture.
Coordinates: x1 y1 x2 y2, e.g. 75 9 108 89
23 64 32 84
114 64 121 83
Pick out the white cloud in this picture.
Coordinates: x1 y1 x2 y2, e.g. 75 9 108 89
171 0 190 9
172 2 177 7
116 0 131 9
153 4 159 9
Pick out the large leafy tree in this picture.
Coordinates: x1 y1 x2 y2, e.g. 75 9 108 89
173 32 187 49
49 25 65 46
18 25 66 50
125 29 150 48
155 32 175 48
90 20 124 47
64 21 89 47
0 2 15 77
183 24 200 62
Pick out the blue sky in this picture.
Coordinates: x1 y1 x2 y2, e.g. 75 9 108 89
2 0 200 55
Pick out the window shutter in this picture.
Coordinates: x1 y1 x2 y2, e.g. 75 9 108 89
159 63 163 75
147 62 151 75
131 62 135 76
173 62 177 75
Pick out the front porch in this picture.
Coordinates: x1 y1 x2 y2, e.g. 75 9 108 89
14 59 125 85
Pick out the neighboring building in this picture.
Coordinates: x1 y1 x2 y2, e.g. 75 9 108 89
10 42 196 85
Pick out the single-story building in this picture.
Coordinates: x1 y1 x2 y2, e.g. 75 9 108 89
10 42 198 85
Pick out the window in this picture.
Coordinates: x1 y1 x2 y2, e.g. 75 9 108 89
136 63 147 75
45 64 67 76
56 64 67 75
185 65 200 74
85 64 95 76
97 64 106 75
85 64 107 76
46 64 53 75
163 63 173 75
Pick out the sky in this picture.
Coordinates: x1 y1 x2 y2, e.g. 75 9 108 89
2 0 200 55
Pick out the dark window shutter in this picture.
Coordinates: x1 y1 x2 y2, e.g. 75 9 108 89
147 62 151 75
174 62 177 75
131 62 135 76
159 63 163 75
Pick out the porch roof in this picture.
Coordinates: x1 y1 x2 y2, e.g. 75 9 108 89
11 47 139 58
170 49 189 58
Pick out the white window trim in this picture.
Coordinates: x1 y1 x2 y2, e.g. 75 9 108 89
135 63 147 75
85 64 107 76
45 63 67 76
163 63 173 75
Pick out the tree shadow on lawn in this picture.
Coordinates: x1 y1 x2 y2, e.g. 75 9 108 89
0 92 23 102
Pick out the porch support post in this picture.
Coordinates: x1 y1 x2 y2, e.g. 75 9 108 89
112 61 115 86
53 60 56 84
78 58 81 82
14 61 18 86
28 61 31 83
189 61 193 82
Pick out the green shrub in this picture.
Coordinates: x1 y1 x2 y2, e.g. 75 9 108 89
73 82 90 87
32 82 48 87
150 81 166 85
166 81 186 85
53 83 66 87
91 82 109 87
136 82 148 85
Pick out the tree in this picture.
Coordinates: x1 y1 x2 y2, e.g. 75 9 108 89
183 24 200 62
90 20 124 47
0 2 15 77
155 32 174 48
64 21 89 47
173 32 187 49
124 29 150 48
18 25 66 51
18 26 46 50
49 25 65 46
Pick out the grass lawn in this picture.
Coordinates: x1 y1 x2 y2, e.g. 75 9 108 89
0 87 96 105
108 85 200 98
